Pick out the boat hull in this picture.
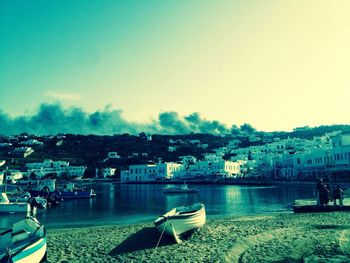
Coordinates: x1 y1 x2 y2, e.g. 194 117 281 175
0 217 47 263
0 203 29 214
154 203 206 238
11 237 47 263
28 189 94 199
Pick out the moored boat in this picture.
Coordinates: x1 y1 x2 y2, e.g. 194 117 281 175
7 191 47 209
154 203 206 243
0 216 47 263
163 183 198 194
0 193 30 214
27 179 96 199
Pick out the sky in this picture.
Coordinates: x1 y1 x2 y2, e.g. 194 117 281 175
1 0 350 133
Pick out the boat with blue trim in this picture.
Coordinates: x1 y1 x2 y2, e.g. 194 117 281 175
27 179 96 199
0 216 47 263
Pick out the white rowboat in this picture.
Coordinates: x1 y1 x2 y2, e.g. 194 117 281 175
0 216 47 263
154 203 206 243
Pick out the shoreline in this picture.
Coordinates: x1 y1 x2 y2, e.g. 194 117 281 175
47 212 350 262
115 179 318 187
43 211 294 231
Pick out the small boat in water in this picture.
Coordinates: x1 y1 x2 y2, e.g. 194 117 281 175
0 216 47 263
0 193 30 214
7 191 47 210
154 203 206 243
163 183 198 194
27 179 96 199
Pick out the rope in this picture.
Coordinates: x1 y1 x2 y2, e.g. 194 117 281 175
151 217 169 258
0 237 10 260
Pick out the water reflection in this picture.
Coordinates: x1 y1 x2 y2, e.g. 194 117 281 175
0 183 314 230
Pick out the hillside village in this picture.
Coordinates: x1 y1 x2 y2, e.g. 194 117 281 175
0 124 350 184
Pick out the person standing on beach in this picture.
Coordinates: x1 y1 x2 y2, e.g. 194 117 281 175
316 179 324 205
333 185 344 206
319 184 330 206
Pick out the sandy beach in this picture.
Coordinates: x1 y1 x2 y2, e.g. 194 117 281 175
46 212 350 263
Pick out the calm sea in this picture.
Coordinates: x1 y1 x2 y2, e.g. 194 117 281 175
0 183 315 230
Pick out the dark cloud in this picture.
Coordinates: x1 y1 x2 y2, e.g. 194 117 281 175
0 103 231 135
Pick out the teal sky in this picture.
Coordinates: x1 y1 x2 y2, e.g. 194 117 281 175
1 0 350 132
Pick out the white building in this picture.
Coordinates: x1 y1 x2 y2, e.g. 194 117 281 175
330 133 350 166
121 162 184 182
274 133 350 181
157 163 184 180
96 167 117 178
175 160 241 179
26 159 69 169
26 159 86 178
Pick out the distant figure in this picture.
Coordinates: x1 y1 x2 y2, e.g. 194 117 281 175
27 197 38 216
319 184 330 206
333 185 344 206
316 179 324 205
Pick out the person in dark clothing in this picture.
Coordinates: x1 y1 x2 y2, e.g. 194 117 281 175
319 184 330 206
333 185 344 206
316 179 324 205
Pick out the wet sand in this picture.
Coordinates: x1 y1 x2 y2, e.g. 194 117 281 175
47 212 350 262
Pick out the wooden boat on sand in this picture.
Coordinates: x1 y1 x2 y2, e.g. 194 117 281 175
154 203 206 243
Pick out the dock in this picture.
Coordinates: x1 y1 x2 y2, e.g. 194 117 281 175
293 197 350 213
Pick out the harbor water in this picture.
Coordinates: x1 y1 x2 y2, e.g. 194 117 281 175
0 183 315 230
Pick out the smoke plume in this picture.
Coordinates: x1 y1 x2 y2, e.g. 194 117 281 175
0 103 230 135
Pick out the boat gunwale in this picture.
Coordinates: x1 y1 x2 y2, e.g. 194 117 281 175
0 226 46 262
154 204 205 227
